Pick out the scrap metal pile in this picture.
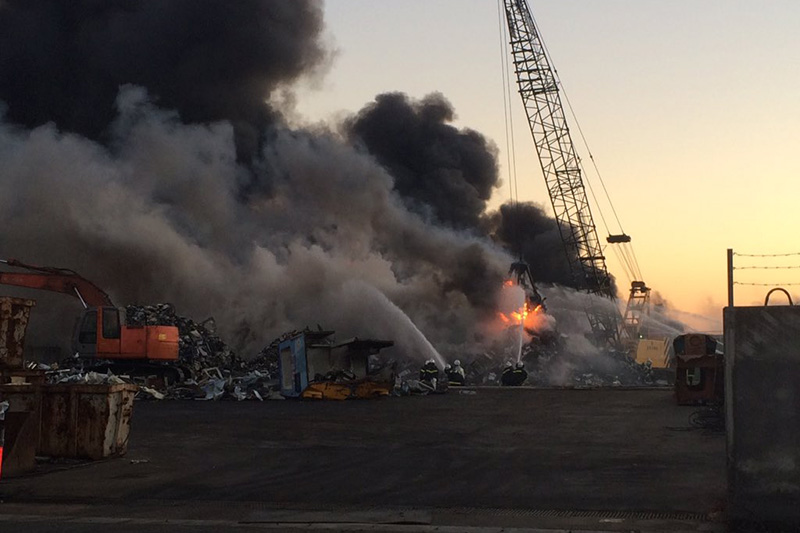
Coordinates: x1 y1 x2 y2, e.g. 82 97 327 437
125 303 236 372
32 304 286 401
32 302 668 400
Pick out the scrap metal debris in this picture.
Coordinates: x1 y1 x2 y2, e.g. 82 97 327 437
25 301 671 401
47 369 128 386
126 304 235 372
35 362 282 402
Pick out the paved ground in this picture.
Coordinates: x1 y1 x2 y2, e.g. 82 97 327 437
0 388 727 532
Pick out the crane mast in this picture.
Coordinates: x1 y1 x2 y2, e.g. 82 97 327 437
502 0 623 348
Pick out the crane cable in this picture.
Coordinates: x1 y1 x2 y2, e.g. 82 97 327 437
530 8 645 284
497 0 519 207
565 95 644 282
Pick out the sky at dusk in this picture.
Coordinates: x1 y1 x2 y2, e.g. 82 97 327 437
293 0 800 331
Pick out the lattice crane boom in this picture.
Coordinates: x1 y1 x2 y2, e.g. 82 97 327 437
502 0 626 348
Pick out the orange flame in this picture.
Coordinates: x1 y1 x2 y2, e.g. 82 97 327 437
498 280 545 333
497 300 545 331
499 301 531 326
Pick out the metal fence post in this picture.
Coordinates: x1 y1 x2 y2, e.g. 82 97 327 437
727 248 734 307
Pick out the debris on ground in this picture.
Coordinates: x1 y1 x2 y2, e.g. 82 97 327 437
47 369 128 385
25 301 671 401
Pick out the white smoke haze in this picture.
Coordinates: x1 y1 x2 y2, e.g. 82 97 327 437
655 307 721 335
0 94 717 375
544 335 601 386
0 87 519 361
537 285 596 336
332 280 447 368
529 286 610 385
509 285 716 386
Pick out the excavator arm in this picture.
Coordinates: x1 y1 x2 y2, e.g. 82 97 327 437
0 259 113 308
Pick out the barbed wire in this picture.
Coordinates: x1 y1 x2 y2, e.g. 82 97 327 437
731 250 800 289
733 281 800 286
734 252 800 258
734 265 800 270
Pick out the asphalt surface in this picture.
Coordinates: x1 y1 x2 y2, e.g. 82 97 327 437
0 388 727 532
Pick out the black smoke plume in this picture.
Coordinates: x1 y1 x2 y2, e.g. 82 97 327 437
343 92 606 295
345 92 499 231
485 202 571 285
0 0 329 162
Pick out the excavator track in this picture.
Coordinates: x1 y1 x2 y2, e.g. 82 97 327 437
77 359 194 386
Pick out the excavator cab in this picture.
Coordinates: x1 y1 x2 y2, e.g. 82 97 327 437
73 308 99 356
73 307 123 358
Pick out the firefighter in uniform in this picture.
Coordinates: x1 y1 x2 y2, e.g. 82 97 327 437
447 359 466 386
501 361 527 386
500 360 514 386
419 358 439 389
511 361 528 386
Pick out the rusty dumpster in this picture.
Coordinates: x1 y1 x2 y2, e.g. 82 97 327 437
673 333 722 405
0 400 6 478
0 297 35 371
38 383 137 460
0 384 42 477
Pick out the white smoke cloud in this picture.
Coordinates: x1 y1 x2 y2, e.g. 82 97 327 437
0 87 513 361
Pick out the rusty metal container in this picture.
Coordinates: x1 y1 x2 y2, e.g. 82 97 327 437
0 400 6 479
0 384 42 477
673 333 723 405
0 368 46 386
0 297 35 370
38 383 137 460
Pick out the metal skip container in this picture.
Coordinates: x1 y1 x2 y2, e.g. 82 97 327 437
38 384 138 460
0 297 39 476
0 384 41 476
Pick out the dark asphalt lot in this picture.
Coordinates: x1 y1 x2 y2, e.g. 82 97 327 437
0 388 727 532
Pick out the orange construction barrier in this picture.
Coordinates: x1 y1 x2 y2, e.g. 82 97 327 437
0 401 7 479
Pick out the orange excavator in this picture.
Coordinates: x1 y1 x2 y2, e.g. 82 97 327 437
0 259 180 376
